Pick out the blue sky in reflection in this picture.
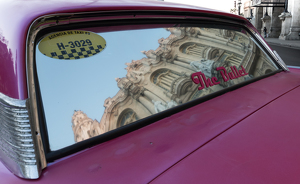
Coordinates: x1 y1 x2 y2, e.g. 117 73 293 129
36 28 170 150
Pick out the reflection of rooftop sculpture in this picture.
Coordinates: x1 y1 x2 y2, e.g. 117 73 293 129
72 27 277 143
190 59 215 77
167 100 178 109
72 110 103 142
153 100 167 113
152 100 178 113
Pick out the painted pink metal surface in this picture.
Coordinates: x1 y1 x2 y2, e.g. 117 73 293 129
151 83 300 183
1 70 300 183
0 0 248 100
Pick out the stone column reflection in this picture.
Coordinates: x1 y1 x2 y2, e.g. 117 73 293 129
138 96 155 114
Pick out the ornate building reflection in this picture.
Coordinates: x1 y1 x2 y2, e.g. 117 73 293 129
72 27 277 143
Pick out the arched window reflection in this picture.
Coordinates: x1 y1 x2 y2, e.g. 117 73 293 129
151 69 180 92
117 109 138 128
180 43 207 57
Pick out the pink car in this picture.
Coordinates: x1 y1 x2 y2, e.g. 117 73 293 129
0 0 299 183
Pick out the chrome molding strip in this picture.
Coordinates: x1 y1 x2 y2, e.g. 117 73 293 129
273 50 290 71
252 32 289 71
286 65 300 69
0 93 39 179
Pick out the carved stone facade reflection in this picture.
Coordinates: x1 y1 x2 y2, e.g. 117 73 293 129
72 110 104 142
72 27 277 143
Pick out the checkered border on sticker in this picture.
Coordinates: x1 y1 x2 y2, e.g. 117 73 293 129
50 45 103 60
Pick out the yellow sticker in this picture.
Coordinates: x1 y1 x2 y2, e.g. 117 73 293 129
38 30 106 60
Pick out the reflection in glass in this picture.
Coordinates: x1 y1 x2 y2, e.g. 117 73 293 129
36 26 278 150
118 109 138 127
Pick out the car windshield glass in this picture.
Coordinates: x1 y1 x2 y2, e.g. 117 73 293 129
36 25 279 151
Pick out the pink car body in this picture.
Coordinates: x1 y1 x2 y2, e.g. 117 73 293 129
1 0 300 183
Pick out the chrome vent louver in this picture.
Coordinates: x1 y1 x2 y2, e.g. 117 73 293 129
0 92 40 179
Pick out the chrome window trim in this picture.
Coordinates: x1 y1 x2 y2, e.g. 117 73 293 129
25 10 287 179
287 65 300 69
252 32 289 71
273 50 290 71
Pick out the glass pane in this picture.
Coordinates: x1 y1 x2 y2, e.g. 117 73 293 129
36 25 278 151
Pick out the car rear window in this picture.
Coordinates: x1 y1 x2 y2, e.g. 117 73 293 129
35 25 279 151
